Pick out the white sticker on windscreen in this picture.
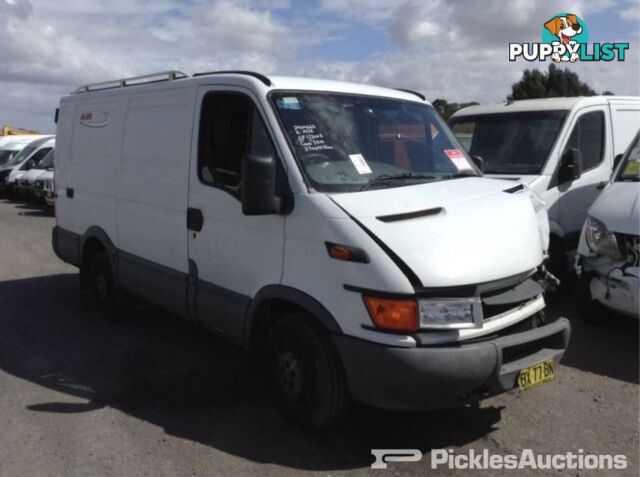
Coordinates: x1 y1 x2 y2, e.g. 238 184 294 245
444 149 473 170
349 153 373 175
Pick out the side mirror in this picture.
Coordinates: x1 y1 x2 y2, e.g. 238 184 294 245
471 155 485 173
613 153 623 170
241 154 281 216
559 148 582 184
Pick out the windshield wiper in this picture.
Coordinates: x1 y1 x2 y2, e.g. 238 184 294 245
443 171 477 179
359 172 437 191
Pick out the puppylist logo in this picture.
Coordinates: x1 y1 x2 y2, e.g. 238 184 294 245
509 13 629 63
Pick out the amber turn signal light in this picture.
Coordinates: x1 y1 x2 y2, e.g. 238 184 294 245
325 242 370 263
364 296 419 333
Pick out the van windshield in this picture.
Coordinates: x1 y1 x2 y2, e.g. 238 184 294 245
271 92 478 192
0 149 18 165
616 135 639 182
6 145 35 166
449 111 567 175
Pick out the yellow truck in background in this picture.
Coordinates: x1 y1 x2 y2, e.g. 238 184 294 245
0 125 38 136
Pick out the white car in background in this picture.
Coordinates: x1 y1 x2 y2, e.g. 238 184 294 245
576 131 640 322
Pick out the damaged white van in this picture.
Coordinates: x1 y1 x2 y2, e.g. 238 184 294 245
53 71 570 428
449 96 640 277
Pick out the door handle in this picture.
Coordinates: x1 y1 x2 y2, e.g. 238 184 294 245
187 208 204 232
596 181 607 190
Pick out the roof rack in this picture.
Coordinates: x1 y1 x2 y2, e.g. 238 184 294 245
192 70 271 86
73 70 191 94
395 88 426 101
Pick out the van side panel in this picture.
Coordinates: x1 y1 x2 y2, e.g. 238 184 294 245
57 99 125 244
116 88 196 315
609 99 640 157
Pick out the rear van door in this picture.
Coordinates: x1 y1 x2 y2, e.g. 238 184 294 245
187 86 286 343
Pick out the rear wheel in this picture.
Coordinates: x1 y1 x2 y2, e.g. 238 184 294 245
90 252 131 321
266 314 349 429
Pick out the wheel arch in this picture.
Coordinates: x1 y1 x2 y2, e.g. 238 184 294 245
244 285 343 352
79 226 117 288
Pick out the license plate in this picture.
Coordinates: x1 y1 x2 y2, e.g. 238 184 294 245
517 358 555 391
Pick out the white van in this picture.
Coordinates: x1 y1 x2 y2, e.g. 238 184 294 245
576 131 639 322
53 71 570 428
8 139 54 196
0 136 42 165
449 97 640 276
0 136 54 196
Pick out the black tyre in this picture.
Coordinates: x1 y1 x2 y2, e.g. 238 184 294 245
575 274 605 325
90 252 130 321
266 314 349 430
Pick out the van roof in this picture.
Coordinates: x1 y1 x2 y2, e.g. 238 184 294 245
65 70 428 105
452 96 640 117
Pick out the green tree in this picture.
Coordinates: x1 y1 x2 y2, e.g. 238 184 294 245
508 64 596 100
432 99 479 120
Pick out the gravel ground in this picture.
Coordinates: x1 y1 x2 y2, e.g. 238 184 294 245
0 198 638 477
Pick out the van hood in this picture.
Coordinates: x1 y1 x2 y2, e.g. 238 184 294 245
589 182 640 236
330 178 544 288
22 168 46 183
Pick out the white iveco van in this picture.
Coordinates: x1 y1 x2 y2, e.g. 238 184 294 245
53 71 570 428
449 97 640 276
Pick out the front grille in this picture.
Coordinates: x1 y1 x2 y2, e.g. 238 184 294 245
621 234 640 266
19 179 29 186
502 331 565 364
34 180 44 189
480 277 542 320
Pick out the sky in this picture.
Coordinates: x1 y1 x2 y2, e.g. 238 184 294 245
0 0 638 133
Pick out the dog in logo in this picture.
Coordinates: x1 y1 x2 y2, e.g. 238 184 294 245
544 14 583 62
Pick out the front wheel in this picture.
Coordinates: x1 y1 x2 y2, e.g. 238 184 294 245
266 315 349 429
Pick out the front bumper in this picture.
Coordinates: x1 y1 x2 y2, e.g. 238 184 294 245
580 256 639 318
334 318 570 411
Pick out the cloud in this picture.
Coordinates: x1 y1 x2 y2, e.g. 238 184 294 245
0 0 637 133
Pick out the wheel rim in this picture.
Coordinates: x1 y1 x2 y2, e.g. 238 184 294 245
276 351 304 399
96 273 108 304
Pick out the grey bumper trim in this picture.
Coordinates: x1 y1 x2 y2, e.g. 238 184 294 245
333 318 571 411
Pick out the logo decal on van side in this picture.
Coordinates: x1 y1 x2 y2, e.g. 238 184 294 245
79 111 111 128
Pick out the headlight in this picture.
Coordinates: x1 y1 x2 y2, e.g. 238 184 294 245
585 216 624 260
364 296 483 332
418 298 482 329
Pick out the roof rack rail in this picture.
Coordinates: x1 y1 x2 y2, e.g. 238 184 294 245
73 70 191 94
395 88 426 101
192 70 271 86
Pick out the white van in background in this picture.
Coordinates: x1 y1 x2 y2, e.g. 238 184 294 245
449 96 640 277
53 70 570 428
0 136 45 166
7 139 55 196
0 136 54 196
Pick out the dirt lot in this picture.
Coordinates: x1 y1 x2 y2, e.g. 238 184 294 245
0 198 638 477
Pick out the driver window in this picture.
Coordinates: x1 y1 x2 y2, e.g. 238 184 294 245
198 92 276 195
563 111 605 172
